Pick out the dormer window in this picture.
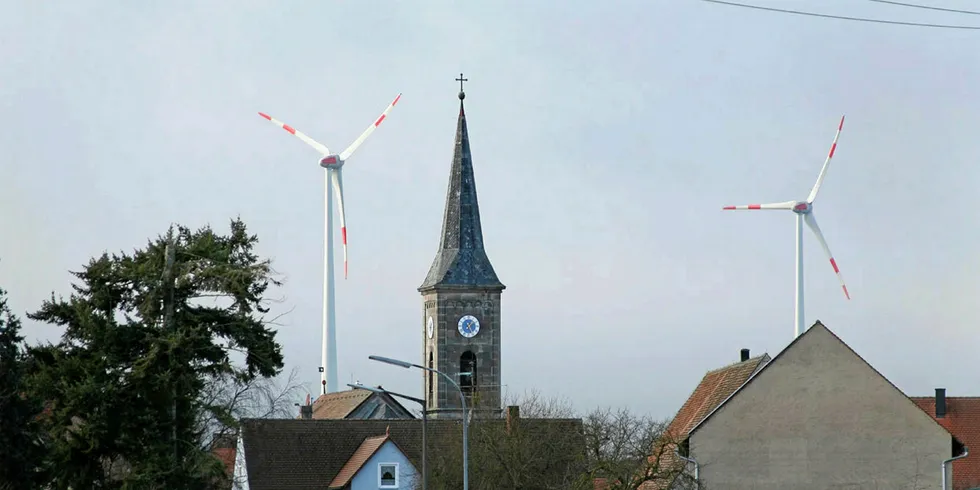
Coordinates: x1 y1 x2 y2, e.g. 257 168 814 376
379 462 398 488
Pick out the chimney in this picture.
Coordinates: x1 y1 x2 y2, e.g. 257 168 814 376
506 405 520 434
936 388 947 418
300 404 313 420
740 348 750 362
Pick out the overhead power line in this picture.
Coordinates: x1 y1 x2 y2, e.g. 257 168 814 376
698 0 980 29
865 0 980 16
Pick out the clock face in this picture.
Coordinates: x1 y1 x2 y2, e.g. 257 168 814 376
426 316 434 339
457 315 480 338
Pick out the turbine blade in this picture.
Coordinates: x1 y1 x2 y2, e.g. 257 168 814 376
330 168 348 279
807 115 845 203
804 212 850 299
258 112 331 156
338 93 402 161
722 201 796 210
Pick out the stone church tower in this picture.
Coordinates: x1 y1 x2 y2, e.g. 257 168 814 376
419 82 505 419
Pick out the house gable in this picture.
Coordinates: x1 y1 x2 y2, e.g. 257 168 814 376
690 322 957 441
349 440 417 490
687 321 955 489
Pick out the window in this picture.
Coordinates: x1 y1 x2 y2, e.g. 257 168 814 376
460 351 477 395
379 462 399 488
428 351 434 407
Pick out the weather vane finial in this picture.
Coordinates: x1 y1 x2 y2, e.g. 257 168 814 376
456 73 468 100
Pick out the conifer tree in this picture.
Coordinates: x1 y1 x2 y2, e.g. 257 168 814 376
28 218 284 489
0 284 44 489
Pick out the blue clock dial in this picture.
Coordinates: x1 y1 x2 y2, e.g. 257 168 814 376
457 315 480 338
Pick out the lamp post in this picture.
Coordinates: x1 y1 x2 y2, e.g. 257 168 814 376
369 355 469 490
348 383 428 490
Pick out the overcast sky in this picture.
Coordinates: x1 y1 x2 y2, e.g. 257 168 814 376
2 1 978 419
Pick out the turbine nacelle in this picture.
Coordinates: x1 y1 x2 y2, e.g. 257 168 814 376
792 201 811 214
319 155 344 169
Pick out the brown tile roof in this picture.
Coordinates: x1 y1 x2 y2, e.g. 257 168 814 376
911 396 980 489
310 388 373 419
665 354 770 439
328 433 390 489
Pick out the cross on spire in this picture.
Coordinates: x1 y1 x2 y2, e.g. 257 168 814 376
456 73 468 100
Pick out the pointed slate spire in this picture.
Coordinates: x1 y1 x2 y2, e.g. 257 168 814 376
419 78 504 291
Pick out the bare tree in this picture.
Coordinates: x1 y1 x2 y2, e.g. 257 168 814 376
421 389 589 490
197 366 306 452
583 407 696 490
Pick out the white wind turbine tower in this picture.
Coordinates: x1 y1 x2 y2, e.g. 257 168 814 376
259 93 401 394
723 116 850 339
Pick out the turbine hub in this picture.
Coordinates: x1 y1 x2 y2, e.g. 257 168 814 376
792 201 811 214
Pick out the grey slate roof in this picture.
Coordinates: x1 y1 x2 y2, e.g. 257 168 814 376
240 417 583 490
241 419 452 490
419 97 504 291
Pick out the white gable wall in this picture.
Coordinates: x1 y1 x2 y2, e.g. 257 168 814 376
350 440 418 490
233 432 250 490
690 324 951 490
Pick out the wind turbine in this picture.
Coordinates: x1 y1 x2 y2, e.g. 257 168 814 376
258 93 401 394
723 116 850 339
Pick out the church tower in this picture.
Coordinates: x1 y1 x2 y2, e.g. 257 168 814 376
419 77 505 419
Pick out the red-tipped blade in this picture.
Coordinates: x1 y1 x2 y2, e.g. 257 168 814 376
258 112 331 156
722 201 796 211
338 93 402 161
804 212 850 300
807 115 845 204
329 169 349 279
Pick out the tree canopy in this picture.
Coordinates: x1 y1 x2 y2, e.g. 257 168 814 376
18 218 285 489
0 284 45 489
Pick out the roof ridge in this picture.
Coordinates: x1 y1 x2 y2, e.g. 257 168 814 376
911 396 980 400
704 355 767 375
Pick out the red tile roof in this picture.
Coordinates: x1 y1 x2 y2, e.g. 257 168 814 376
633 354 770 490
328 433 390 489
910 396 980 490
213 447 236 478
665 354 770 439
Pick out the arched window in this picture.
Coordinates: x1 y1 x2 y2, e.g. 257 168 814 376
460 351 477 395
428 351 434 407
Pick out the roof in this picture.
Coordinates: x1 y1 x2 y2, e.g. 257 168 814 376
665 353 770 439
240 417 581 490
419 91 504 291
688 321 961 446
213 447 236 478
307 387 414 420
310 389 372 419
328 433 397 489
911 396 980 488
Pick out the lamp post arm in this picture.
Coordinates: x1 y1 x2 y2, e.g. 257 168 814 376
379 389 425 407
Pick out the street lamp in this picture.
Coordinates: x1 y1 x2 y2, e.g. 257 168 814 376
369 355 470 490
348 383 428 490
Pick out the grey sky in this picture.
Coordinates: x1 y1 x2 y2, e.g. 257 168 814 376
1 1 977 419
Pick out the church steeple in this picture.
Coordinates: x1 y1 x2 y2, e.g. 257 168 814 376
420 76 505 419
419 76 504 292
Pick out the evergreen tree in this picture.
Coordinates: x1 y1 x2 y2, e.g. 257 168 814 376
27 218 284 489
0 284 44 489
